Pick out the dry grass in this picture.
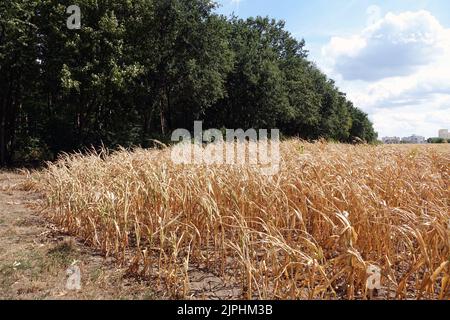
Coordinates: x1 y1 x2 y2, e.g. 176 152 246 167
26 141 450 299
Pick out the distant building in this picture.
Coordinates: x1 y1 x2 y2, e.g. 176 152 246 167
382 137 401 144
401 135 426 144
438 129 450 139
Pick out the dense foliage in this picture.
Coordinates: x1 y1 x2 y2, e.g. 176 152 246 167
427 138 449 144
0 0 377 165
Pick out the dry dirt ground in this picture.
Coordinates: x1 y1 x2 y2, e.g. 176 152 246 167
0 171 157 300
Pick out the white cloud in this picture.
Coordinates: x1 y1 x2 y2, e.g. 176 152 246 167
324 10 449 81
371 103 450 137
321 10 450 138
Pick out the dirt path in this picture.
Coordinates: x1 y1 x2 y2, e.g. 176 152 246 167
0 171 155 300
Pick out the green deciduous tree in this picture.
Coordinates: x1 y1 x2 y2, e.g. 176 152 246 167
0 0 377 166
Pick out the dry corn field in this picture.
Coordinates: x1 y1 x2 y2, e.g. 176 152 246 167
25 141 450 300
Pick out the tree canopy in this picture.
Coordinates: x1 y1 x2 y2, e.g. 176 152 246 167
0 0 377 165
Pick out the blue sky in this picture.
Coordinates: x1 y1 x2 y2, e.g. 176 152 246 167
215 0 450 138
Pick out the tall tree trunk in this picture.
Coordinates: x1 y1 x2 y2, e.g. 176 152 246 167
165 85 172 131
159 86 172 137
0 79 13 166
160 99 166 136
0 110 5 166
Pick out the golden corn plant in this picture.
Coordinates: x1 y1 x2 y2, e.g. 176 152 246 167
28 141 450 299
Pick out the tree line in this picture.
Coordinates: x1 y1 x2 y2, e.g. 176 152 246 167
427 138 449 144
0 0 377 166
